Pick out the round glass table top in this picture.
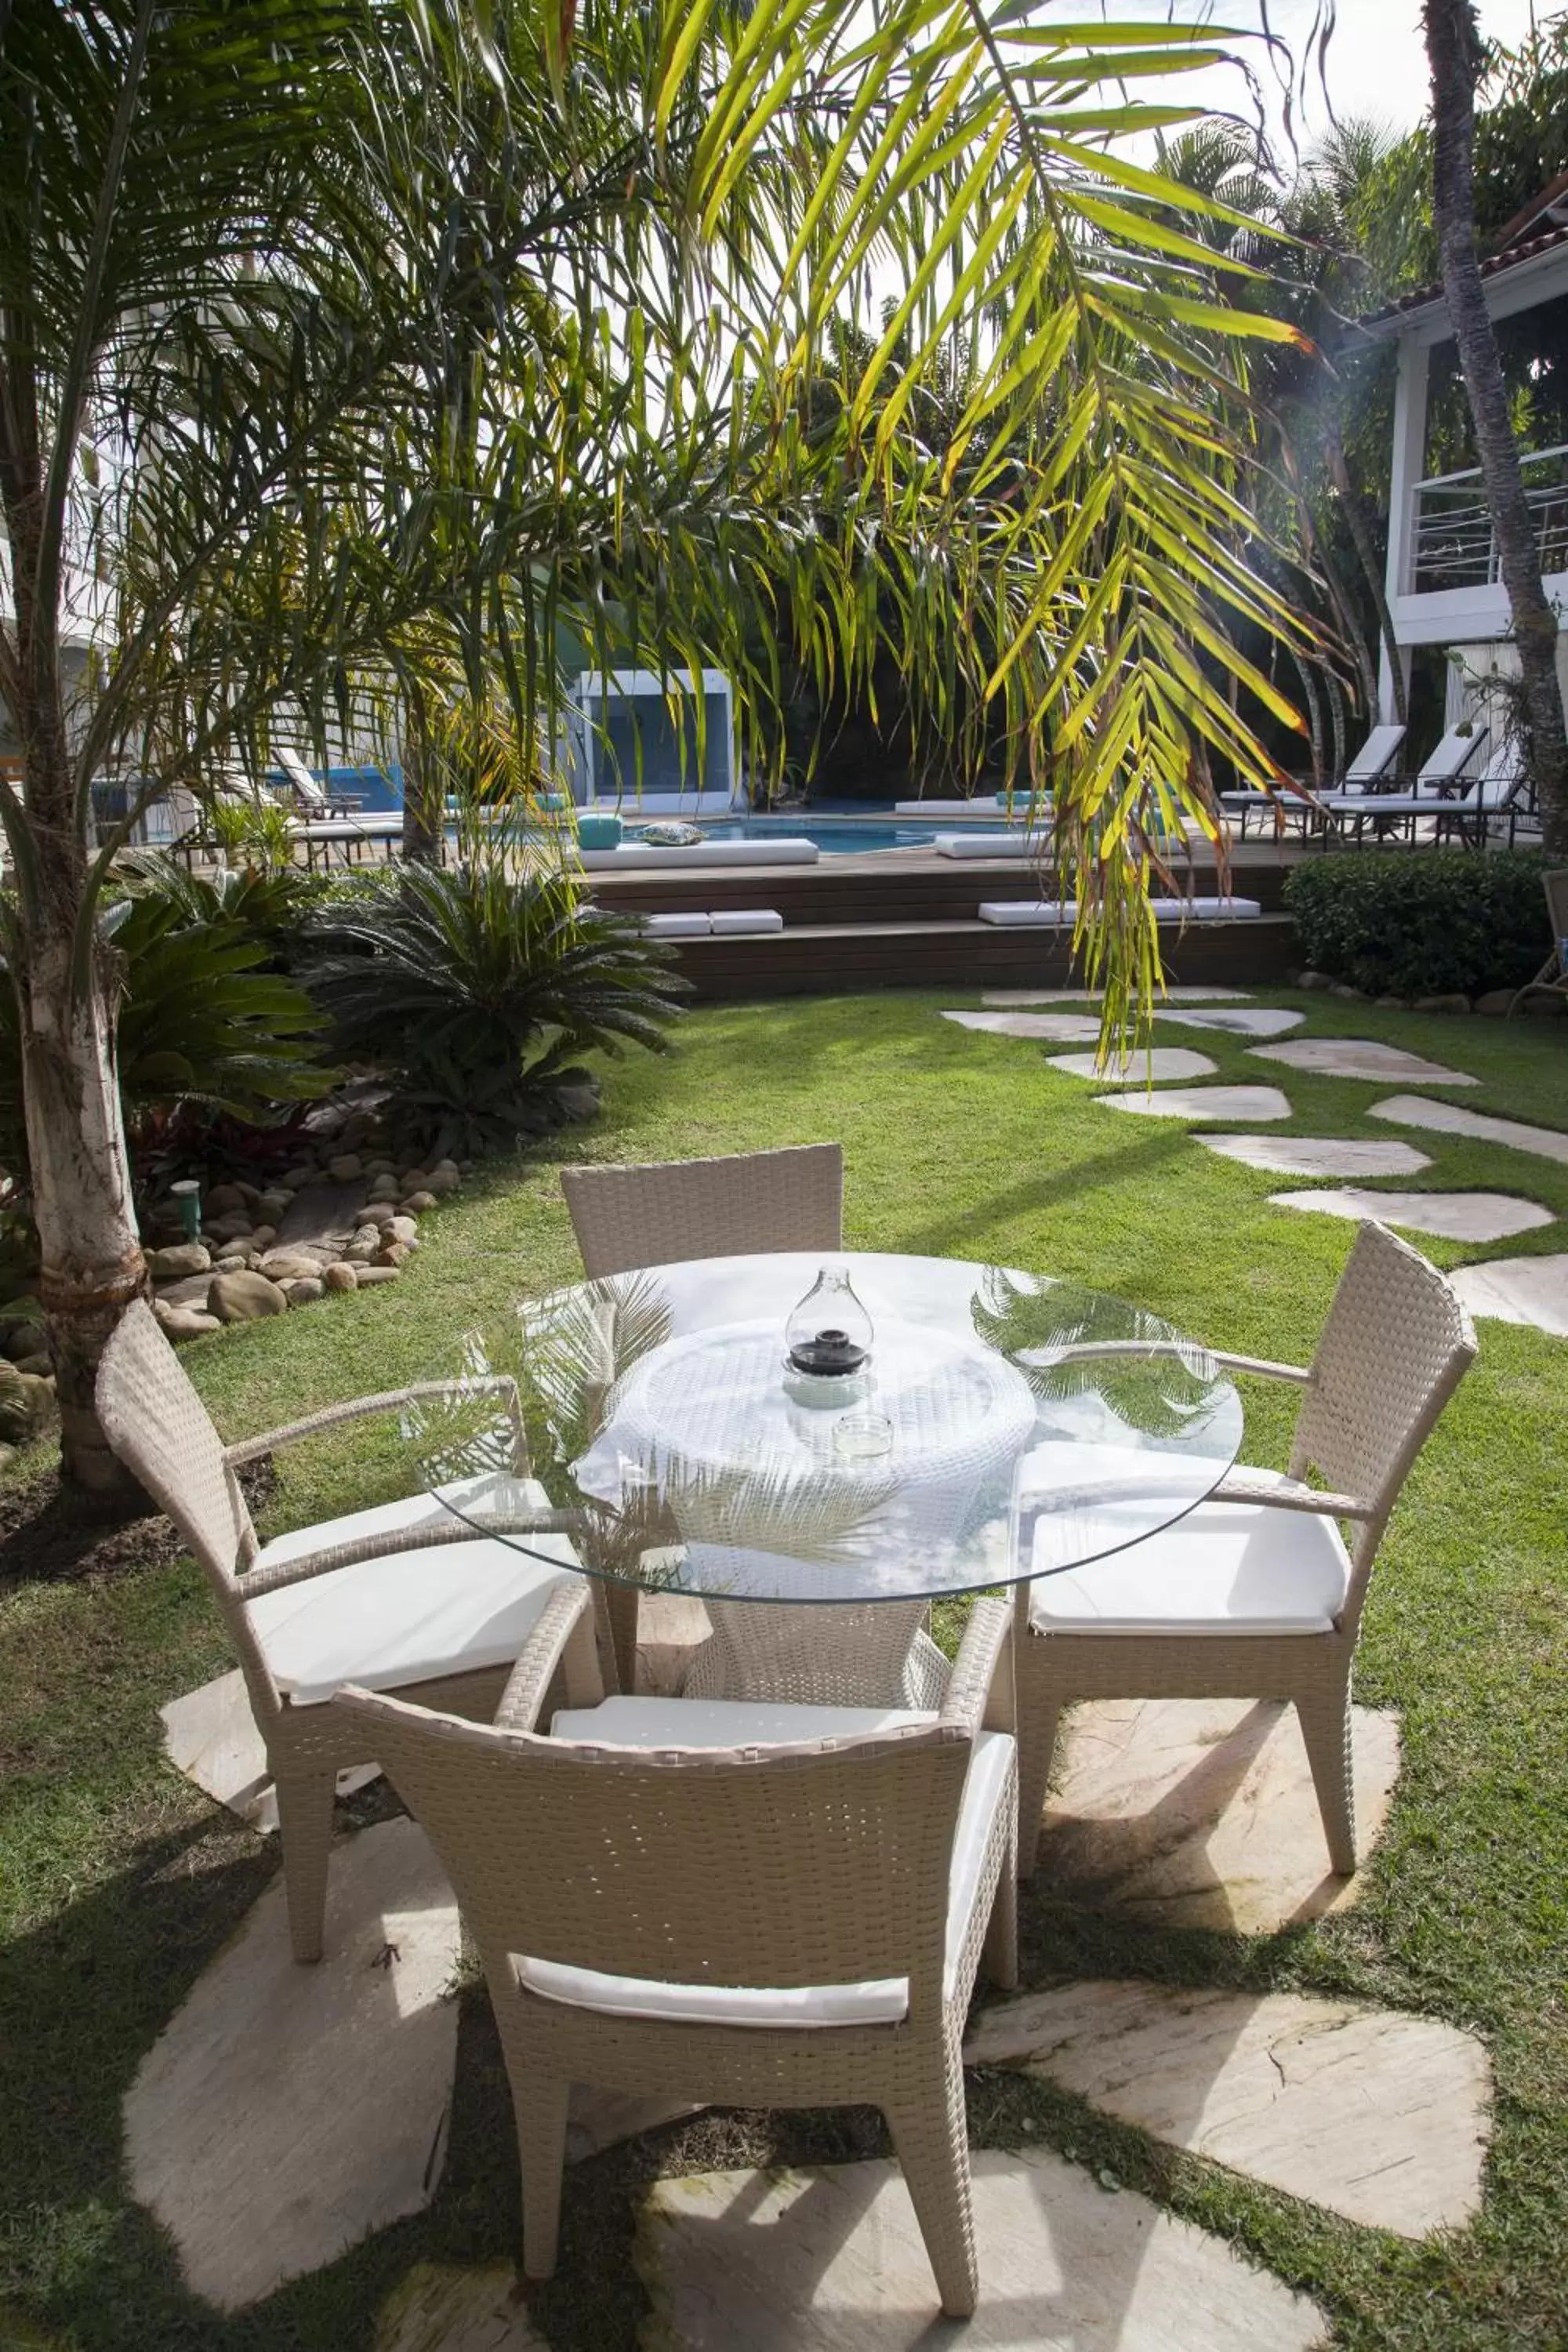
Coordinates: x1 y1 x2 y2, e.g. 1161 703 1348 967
403 1251 1243 1606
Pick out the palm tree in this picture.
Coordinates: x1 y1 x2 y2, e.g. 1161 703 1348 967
2 0 1312 1489
1424 0 1568 855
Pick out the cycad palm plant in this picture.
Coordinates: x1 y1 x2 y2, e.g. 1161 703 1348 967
4 0 1314 1484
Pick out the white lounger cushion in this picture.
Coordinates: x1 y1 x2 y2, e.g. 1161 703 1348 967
895 798 1006 816
1029 1465 1349 1636
532 1695 1015 2025
709 908 785 934
935 833 1040 858
978 897 1259 926
252 1475 579 1705
641 912 711 937
578 840 818 869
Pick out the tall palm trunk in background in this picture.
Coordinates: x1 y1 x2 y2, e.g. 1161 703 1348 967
2 492 147 1494
1425 0 1568 854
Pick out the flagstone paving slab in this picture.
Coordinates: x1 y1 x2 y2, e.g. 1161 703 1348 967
376 2263 548 2352
1370 1092 1568 1165
963 1981 1491 2238
984 988 1252 1005
1048 1049 1218 1084
1199 1134 1432 1179
1250 1040 1479 1085
1156 1007 1306 1037
635 2150 1327 2350
159 1668 379 1833
1449 1252 1568 1336
942 1009 1105 1042
1269 1187 1554 1242
123 1818 460 2311
1098 1085 1293 1123
1034 1697 1401 1934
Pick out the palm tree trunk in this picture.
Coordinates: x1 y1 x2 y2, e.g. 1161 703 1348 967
1323 419 1408 727
1425 0 1568 854
400 695 444 863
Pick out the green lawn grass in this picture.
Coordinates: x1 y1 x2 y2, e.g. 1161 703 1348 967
2 986 1566 2349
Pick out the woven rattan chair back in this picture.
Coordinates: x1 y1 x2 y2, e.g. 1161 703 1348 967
1544 867 1568 946
97 1299 257 1591
1290 1221 1475 1567
344 1693 970 2012
560 1143 843 1278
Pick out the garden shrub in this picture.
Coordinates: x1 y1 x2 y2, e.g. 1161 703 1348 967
1282 850 1552 998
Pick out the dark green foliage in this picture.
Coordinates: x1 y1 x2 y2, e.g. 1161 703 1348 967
1283 850 1551 997
299 863 685 1158
0 869 332 1176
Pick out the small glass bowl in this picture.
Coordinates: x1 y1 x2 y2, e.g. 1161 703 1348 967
833 1410 895 1461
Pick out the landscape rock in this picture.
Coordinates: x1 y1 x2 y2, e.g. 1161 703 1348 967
345 1229 383 1263
212 1254 249 1275
147 1243 212 1283
328 1154 364 1182
155 1304 222 1341
257 1190 292 1222
400 1191 437 1214
398 1169 432 1193
208 1271 289 1322
355 1264 401 1285
376 1243 412 1269
234 1180 265 1210
203 1184 247 1218
247 1225 278 1254
13 1354 53 1380
368 1175 401 1203
324 1262 359 1293
1375 994 1406 1009
1298 970 1332 990
281 1165 318 1190
555 1083 601 1122
1328 981 1363 1000
425 1167 459 1196
259 1247 330 1282
360 1200 397 1229
281 1278 326 1306
1474 988 1515 1015
205 1214 254 1244
1523 993 1565 1016
1415 993 1472 1014
387 1215 419 1247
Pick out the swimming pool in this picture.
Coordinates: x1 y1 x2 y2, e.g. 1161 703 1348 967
696 819 939 853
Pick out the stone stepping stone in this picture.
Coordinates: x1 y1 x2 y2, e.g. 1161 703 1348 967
123 1819 460 2311
376 2263 547 2351
159 1668 379 1833
1270 1188 1554 1243
1200 1134 1432 1179
1449 1253 1568 1337
637 2150 1326 2349
1370 1092 1568 1167
1048 1048 1218 1084
984 987 1252 1005
1250 1040 1479 1086
1155 1007 1305 1037
942 1009 1104 1042
1035 1697 1401 1934
964 1981 1491 2238
1098 1085 1292 1123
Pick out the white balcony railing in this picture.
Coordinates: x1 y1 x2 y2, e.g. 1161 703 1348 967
1410 441 1568 594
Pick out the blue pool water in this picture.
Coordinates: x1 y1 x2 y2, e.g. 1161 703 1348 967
698 819 938 853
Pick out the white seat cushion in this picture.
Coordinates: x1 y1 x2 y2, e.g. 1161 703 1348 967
1029 1465 1349 1636
935 833 1035 858
249 1474 579 1705
708 908 785 934
521 1696 1015 2027
641 911 711 937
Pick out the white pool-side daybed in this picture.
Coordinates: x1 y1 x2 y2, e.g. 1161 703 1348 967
978 897 1261 926
577 840 819 871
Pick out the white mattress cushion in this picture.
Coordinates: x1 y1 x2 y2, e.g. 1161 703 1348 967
708 908 785 934
978 900 1077 926
935 833 1035 858
249 1474 579 1704
1029 1465 1349 1636
521 1697 1015 2026
641 911 711 937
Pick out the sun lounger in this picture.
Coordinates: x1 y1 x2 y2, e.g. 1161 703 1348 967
978 896 1260 927
1319 721 1490 839
1221 721 1407 839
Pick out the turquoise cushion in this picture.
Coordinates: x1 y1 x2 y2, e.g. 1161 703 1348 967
576 813 623 850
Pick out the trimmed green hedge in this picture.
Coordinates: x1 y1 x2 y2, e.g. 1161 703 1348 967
1283 850 1551 999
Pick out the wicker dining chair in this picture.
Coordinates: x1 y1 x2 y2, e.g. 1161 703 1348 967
338 1583 1018 2318
1014 1221 1476 1879
96 1299 583 1962
560 1142 843 1279
1508 867 1568 1012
